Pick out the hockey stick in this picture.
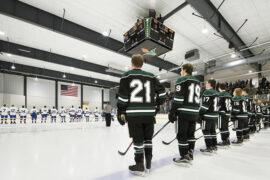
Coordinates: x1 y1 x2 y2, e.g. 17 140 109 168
162 127 202 145
118 121 171 156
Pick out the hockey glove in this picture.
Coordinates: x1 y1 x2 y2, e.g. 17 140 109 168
168 111 177 123
117 110 126 126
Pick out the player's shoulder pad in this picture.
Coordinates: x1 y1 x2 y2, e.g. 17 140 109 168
220 92 232 97
121 69 155 78
232 96 242 101
203 89 219 96
176 75 199 84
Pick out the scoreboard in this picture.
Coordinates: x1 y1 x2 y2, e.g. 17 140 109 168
124 17 175 56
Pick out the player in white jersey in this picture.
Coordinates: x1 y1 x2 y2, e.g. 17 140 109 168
51 107 58 123
31 106 38 124
41 106 49 123
94 107 99 122
111 109 115 121
59 106 66 123
101 109 106 121
19 105 28 124
9 105 18 124
84 107 90 122
1 104 9 124
69 105 76 123
76 107 83 122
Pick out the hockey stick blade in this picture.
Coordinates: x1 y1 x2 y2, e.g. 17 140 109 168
118 150 127 156
162 126 201 145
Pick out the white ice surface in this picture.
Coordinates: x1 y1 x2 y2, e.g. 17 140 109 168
0 114 269 180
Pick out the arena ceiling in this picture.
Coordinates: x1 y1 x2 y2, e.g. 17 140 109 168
0 0 270 87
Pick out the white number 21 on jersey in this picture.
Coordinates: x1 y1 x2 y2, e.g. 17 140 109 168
130 79 151 103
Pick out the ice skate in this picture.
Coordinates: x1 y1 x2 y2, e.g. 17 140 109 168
173 155 192 167
200 147 213 155
129 163 145 176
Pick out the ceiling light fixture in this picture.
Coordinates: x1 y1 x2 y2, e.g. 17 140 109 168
6 53 12 57
63 73 66 78
11 63 15 70
248 70 252 73
72 82 75 86
95 80 98 84
0 31 5 36
35 76 38 81
201 28 208 34
102 31 109 36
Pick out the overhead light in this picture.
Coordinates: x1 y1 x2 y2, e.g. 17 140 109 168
102 31 109 36
201 28 208 34
249 70 252 73
63 73 66 78
72 82 75 86
0 31 5 36
11 63 15 70
6 53 12 57
192 71 198 75
70 67 74 71
95 80 98 84
157 75 161 79
211 77 213 79
18 49 31 53
230 52 236 58
35 76 38 81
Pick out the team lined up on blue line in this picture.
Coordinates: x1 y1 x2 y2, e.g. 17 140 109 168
0 105 116 124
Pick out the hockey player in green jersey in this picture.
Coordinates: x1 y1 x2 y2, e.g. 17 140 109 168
169 63 201 166
217 83 232 147
117 54 166 176
199 79 219 154
231 88 248 145
242 88 252 140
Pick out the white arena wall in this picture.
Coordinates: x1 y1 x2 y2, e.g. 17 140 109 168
27 77 55 109
0 73 24 106
83 85 102 112
0 73 110 111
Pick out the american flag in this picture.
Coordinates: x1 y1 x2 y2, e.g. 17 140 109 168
61 84 78 97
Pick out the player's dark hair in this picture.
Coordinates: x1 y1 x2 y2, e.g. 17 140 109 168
219 83 227 90
131 54 144 68
208 79 216 88
243 87 250 94
182 63 193 75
